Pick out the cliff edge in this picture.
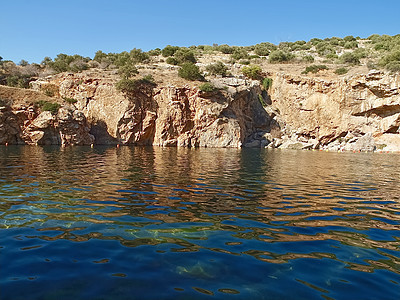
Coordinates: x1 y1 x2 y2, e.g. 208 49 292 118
1 68 400 151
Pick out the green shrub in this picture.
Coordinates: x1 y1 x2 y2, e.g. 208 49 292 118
231 48 249 60
241 65 262 80
239 60 250 65
118 64 138 79
217 44 234 54
353 48 368 59
115 78 140 94
178 63 203 81
166 57 178 65
334 67 348 75
129 48 149 63
316 42 337 56
116 75 156 94
385 61 400 73
258 94 267 107
344 41 358 49
302 55 315 63
269 50 295 63
325 53 338 59
309 38 323 45
147 48 161 56
36 100 61 114
205 61 228 76
343 35 356 42
63 97 78 104
302 65 328 74
262 78 273 90
141 74 155 84
49 53 90 73
173 48 197 64
340 52 360 64
254 42 276 56
379 50 400 67
161 45 180 57
199 82 217 92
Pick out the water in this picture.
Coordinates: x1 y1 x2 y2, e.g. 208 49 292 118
1 146 399 300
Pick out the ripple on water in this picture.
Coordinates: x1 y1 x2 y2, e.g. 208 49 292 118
1 147 400 299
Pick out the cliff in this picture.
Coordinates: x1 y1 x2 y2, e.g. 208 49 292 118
1 70 273 147
269 70 400 151
1 69 400 151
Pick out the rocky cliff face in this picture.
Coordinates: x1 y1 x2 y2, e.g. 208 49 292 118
1 69 400 151
268 70 400 151
1 70 273 147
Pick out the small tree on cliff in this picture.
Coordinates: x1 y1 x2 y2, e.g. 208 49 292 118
241 65 262 80
178 63 203 81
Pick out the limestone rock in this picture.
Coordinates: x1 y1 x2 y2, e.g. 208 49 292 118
269 71 400 151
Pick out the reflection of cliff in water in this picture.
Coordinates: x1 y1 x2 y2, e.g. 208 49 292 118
1 146 400 274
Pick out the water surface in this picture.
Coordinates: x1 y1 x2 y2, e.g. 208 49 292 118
1 146 399 299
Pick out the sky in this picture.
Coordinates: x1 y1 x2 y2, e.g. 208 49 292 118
1 0 399 63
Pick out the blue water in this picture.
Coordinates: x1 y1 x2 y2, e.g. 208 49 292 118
1 146 399 299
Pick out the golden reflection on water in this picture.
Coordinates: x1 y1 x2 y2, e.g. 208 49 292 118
1 146 400 275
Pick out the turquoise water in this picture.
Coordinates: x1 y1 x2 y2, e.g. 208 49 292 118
1 146 400 299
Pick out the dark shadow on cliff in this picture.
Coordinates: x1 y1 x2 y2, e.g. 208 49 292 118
90 120 118 145
119 80 159 145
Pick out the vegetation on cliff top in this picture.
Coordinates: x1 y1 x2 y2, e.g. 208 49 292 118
1 34 400 91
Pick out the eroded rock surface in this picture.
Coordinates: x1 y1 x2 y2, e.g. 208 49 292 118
2 68 400 151
269 70 400 151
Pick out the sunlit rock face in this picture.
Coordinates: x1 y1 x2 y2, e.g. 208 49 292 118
27 71 273 147
2 68 400 151
269 70 400 151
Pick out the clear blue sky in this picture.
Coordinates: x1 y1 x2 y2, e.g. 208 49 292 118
1 0 399 63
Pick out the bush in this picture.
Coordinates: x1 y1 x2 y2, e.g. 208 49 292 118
231 48 249 60
254 42 276 56
63 97 78 104
115 78 140 94
385 61 400 73
147 48 161 56
340 52 360 65
344 41 358 49
141 74 155 84
49 53 90 73
269 50 295 63
199 82 217 92
161 45 180 57
205 61 228 76
118 64 138 79
302 65 328 74
129 48 149 63
116 76 156 94
258 94 267 107
343 35 356 42
166 57 178 65
178 63 203 81
379 50 400 67
241 65 262 80
302 55 315 63
239 60 250 65
325 53 338 59
316 42 337 57
334 67 348 75
262 78 273 90
5 75 31 88
36 100 61 114
217 44 234 54
173 48 197 64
